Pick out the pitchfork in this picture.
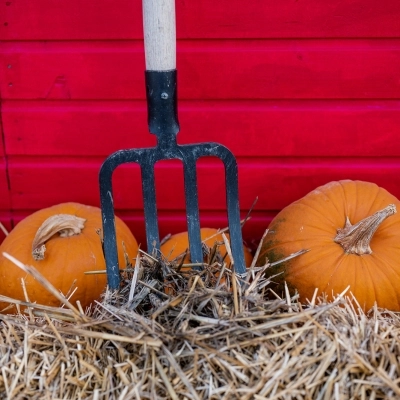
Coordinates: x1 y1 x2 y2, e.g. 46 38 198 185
99 0 247 290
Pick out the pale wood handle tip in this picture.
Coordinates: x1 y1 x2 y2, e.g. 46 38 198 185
143 0 176 71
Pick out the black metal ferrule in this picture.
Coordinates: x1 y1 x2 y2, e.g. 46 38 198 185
145 69 179 138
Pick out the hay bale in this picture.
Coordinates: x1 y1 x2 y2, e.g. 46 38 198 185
0 249 399 399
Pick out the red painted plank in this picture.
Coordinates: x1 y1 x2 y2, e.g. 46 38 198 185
3 100 400 157
0 159 10 210
1 40 400 100
8 157 400 212
1 0 399 40
0 115 4 157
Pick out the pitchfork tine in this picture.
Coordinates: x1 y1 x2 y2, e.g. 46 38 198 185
183 159 203 264
141 163 160 252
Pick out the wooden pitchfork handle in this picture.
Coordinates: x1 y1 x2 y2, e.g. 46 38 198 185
143 0 176 71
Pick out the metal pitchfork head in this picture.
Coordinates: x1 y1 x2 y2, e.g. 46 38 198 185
99 0 247 290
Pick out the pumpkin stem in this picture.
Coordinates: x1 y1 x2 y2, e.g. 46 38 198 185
32 214 86 260
334 204 396 255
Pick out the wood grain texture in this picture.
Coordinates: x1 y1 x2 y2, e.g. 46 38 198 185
1 0 399 40
3 100 400 157
1 40 400 100
8 158 400 212
143 0 176 70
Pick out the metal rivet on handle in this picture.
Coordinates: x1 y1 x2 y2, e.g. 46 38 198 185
161 92 169 99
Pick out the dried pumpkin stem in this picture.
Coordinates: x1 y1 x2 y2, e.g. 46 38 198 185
334 204 396 255
32 214 86 261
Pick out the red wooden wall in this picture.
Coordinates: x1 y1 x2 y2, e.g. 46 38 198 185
0 0 400 249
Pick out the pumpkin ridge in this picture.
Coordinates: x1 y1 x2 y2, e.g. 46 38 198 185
289 246 343 281
361 255 378 310
62 235 76 305
365 185 393 220
333 181 353 222
319 251 348 298
292 200 341 229
359 254 392 311
352 180 371 222
337 181 349 217
330 181 364 222
367 186 384 216
371 248 400 280
76 232 93 307
369 253 400 309
338 180 368 223
350 180 361 222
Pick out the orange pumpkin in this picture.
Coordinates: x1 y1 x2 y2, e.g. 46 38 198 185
160 227 253 269
0 202 139 313
257 180 400 312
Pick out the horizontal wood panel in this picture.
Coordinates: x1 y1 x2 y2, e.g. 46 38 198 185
1 0 399 40
10 211 269 252
0 159 10 210
2 40 400 100
3 100 400 157
8 158 400 212
0 120 4 157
